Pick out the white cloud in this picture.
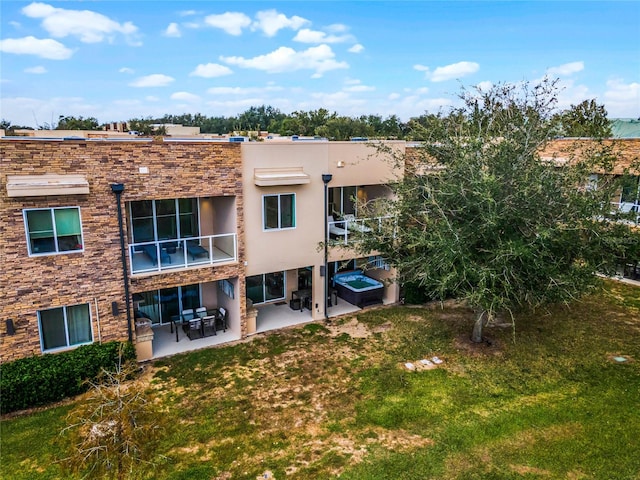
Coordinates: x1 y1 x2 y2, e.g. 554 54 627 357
220 44 348 77
344 84 375 93
205 97 269 113
0 95 101 128
475 81 494 92
342 79 374 93
349 44 364 54
119 67 134 74
164 23 181 38
252 10 309 37
293 28 352 44
305 90 368 115
129 74 175 87
179 10 199 17
21 2 140 45
547 61 584 77
0 36 73 59
170 91 201 102
25 65 47 74
206 86 284 95
415 61 480 82
204 12 251 36
603 78 640 118
327 24 348 33
190 63 233 78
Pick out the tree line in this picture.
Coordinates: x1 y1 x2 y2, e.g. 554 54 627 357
1 99 613 140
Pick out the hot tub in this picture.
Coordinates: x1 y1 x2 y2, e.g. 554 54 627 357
333 270 384 308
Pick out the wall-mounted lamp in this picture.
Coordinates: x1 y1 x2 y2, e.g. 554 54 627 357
337 160 345 168
6 319 16 335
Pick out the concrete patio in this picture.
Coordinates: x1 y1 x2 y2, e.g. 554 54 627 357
148 297 362 359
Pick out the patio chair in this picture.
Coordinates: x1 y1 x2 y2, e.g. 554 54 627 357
186 240 210 261
202 314 217 336
216 306 228 332
328 216 348 238
343 214 372 233
141 243 171 266
195 306 207 318
181 309 194 333
186 318 203 340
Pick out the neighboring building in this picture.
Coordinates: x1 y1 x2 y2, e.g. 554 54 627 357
1 136 402 363
610 119 640 139
540 138 640 211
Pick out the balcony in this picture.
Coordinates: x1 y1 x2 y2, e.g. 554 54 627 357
611 202 640 225
129 233 237 275
328 215 394 246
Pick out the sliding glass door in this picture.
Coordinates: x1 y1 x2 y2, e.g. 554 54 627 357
135 284 201 326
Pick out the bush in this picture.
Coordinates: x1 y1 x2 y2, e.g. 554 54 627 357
0 341 135 415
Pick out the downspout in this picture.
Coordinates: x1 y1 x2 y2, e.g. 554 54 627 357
322 174 333 322
111 183 132 343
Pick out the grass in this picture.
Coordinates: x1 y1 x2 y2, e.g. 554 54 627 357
1 280 639 479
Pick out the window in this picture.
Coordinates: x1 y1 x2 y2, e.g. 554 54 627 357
328 186 357 217
39 303 93 352
621 176 639 204
24 207 83 255
246 271 285 304
129 198 199 243
263 193 295 230
219 279 235 299
136 284 201 326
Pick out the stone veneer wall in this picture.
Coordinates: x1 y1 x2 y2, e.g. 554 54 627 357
538 138 640 175
0 139 245 362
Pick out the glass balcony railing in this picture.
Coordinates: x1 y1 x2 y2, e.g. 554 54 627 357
129 233 237 275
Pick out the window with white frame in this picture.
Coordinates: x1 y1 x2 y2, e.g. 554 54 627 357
263 193 295 230
38 303 93 352
24 207 83 255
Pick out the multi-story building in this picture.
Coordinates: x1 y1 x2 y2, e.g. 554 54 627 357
8 134 632 364
1 137 245 362
1 136 402 362
242 138 403 332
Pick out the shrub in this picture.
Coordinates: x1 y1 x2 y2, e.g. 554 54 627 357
0 341 135 414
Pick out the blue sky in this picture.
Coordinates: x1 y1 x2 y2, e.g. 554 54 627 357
1 1 639 128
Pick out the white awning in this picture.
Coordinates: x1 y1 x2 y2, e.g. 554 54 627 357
6 174 90 197
254 167 310 186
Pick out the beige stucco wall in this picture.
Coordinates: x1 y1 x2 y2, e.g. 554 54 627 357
242 141 404 319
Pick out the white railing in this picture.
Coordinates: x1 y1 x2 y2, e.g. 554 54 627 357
611 202 640 224
328 215 395 246
129 233 237 274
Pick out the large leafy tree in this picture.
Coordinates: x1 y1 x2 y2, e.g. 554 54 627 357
556 99 612 138
359 79 639 342
56 115 100 130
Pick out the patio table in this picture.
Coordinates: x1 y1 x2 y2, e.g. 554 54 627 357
170 308 224 341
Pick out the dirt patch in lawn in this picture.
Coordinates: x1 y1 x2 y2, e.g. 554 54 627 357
453 334 505 357
167 317 435 476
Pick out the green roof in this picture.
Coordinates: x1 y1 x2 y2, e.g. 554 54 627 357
610 119 640 138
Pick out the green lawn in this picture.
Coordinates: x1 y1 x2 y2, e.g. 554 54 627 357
2 280 639 479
